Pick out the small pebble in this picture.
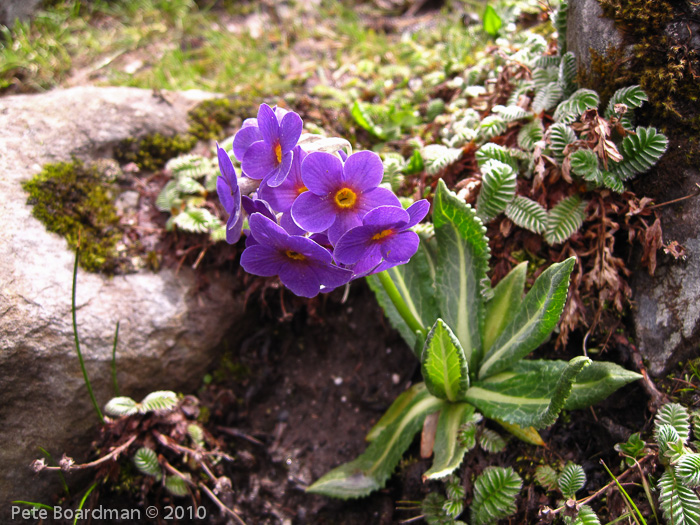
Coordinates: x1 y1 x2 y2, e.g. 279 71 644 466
332 376 343 386
391 373 401 385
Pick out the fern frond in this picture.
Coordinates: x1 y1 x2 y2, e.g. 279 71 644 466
164 475 189 497
517 119 544 151
104 396 138 417
470 467 522 525
659 469 700 525
139 391 178 414
173 208 220 234
492 105 531 123
505 196 547 234
134 447 161 479
534 465 559 491
423 144 463 174
553 89 599 124
558 52 578 97
477 115 508 141
476 143 519 171
547 123 577 162
176 177 206 195
657 403 691 443
676 454 700 488
479 428 507 453
610 126 668 180
156 180 181 212
166 154 211 180
545 195 586 245
532 82 564 113
605 85 648 129
558 462 586 498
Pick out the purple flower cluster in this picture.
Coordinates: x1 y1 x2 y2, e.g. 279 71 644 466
217 103 429 298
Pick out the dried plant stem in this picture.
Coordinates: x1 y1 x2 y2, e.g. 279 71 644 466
40 435 137 471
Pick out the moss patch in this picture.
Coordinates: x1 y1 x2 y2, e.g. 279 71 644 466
22 159 123 273
115 132 197 172
187 96 260 140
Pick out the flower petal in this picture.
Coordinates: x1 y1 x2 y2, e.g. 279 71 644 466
240 244 284 276
327 210 363 245
381 230 419 262
301 151 343 196
333 225 375 265
264 150 293 187
291 191 336 233
217 176 236 214
226 209 244 244
404 199 430 229
256 103 279 145
362 205 409 228
280 212 306 235
242 141 278 180
217 143 238 186
279 263 322 298
248 212 289 250
356 187 401 217
279 111 303 153
343 150 384 192
311 260 353 289
232 126 262 162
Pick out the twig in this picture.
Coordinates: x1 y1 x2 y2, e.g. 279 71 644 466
216 426 265 446
199 483 247 525
154 431 235 462
648 183 700 209
38 435 137 471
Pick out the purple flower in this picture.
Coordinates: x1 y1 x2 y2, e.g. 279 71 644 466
258 146 308 214
216 143 243 244
334 200 430 268
232 118 262 162
291 150 400 245
241 104 303 187
240 213 353 298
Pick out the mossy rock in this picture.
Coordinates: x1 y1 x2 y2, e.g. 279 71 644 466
22 158 123 273
115 133 197 172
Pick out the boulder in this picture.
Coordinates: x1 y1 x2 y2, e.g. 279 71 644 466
0 0 42 27
0 87 246 512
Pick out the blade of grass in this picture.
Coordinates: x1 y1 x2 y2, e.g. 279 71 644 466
73 482 98 525
11 501 54 511
600 459 647 525
72 246 104 424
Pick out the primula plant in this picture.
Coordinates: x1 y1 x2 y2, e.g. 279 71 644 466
215 103 641 502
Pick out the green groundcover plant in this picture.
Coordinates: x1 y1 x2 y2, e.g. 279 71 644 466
213 103 642 499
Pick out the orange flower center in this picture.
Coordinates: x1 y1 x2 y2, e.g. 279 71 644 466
334 187 357 209
371 229 394 241
285 250 306 261
297 185 308 195
274 142 282 164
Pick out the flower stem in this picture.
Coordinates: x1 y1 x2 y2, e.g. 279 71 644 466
72 247 104 424
376 270 426 337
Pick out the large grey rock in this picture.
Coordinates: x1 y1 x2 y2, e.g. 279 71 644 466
0 87 245 512
565 0 628 72
632 167 700 376
0 0 42 26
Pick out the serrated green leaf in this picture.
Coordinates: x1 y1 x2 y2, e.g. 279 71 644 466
533 56 562 69
555 0 568 54
479 428 507 453
601 170 625 193
611 126 668 180
173 208 219 234
351 101 386 141
422 319 469 402
176 177 206 195
495 419 544 445
471 466 522 525
477 115 508 141
605 85 647 129
553 89 599 124
424 403 475 480
533 82 564 113
433 179 490 373
559 462 586 498
677 454 700 488
187 423 205 447
479 257 575 379
571 504 601 525
475 143 519 171
422 144 463 174
492 105 531 122
656 403 691 443
545 195 586 245
104 396 138 417
404 148 424 175
307 387 443 499
535 465 559 491
659 469 700 525
476 160 517 223
139 391 178 414
505 196 548 234
367 240 437 354
533 67 560 90
548 122 577 163
164 475 189 497
517 119 544 151
155 180 180 212
482 5 502 37
569 149 600 178
134 447 161 479
468 356 589 429
558 52 578 97
483 262 527 353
